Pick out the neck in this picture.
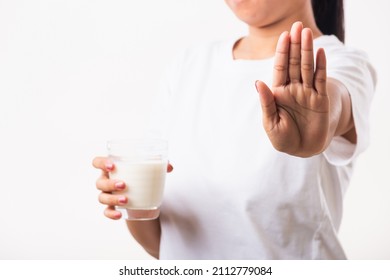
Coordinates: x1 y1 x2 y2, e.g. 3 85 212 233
233 4 321 60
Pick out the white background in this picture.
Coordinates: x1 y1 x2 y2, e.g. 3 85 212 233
0 0 389 260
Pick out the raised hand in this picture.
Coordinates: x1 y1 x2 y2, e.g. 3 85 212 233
255 22 330 157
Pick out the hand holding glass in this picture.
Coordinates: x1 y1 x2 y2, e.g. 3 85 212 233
107 139 168 220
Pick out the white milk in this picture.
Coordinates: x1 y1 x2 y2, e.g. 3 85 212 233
110 160 167 209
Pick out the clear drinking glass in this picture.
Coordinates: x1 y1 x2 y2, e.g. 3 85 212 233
107 139 168 220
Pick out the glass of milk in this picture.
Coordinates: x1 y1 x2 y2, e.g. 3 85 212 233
107 139 168 220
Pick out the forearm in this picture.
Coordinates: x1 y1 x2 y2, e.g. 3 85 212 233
325 78 356 147
126 218 161 259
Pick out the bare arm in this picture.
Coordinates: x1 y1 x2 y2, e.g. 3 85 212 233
126 219 161 259
327 78 356 145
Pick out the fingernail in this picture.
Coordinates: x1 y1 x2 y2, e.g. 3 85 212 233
255 80 260 91
115 181 125 190
118 196 127 204
105 162 114 170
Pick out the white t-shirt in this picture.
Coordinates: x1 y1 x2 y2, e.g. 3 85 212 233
148 35 376 259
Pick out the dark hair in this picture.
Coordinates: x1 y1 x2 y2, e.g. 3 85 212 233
311 0 345 43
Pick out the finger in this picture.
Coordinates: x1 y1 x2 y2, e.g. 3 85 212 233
255 80 278 131
96 176 126 192
104 206 122 220
92 156 115 174
314 48 327 96
272 31 290 87
288 22 303 83
98 192 128 206
301 28 314 89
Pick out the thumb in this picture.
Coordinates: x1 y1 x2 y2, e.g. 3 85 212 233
255 80 278 127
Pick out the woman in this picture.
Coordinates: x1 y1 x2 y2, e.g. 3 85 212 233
93 0 376 259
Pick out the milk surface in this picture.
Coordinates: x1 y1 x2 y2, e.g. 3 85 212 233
110 160 167 209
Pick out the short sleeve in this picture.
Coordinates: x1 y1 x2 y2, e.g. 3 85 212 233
320 38 377 166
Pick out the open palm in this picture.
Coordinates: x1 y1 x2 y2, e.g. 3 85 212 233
256 22 330 157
